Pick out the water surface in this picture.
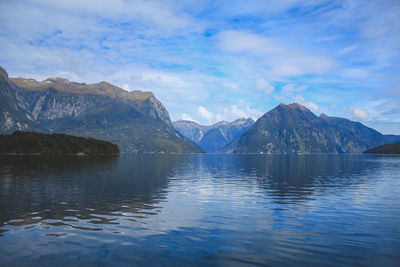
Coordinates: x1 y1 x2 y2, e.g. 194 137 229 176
0 154 399 266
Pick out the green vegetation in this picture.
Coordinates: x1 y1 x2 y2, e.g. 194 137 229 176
364 143 400 154
0 131 120 155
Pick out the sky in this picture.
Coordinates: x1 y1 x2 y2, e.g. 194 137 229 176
0 0 399 134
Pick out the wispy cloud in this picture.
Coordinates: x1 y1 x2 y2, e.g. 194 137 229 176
198 106 214 123
350 107 369 120
294 95 320 113
282 84 307 93
217 29 336 77
255 79 275 94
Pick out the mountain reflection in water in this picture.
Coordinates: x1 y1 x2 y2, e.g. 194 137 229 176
0 154 399 266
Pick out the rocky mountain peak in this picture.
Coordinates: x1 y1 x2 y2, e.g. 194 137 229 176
0 66 8 79
175 120 200 126
270 103 316 121
287 103 311 111
44 77 71 84
212 121 229 127
232 118 255 125
320 113 329 118
277 103 311 112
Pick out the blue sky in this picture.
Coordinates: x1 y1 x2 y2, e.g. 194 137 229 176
0 0 399 133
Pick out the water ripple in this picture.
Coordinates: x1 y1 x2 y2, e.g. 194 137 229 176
0 154 399 266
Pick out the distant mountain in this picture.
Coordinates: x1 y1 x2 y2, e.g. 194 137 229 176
174 118 254 152
227 103 395 154
0 67 201 153
364 142 400 154
173 120 212 144
0 131 120 155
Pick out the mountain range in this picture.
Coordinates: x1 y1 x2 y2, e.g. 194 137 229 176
2 66 399 154
0 67 200 153
173 118 254 152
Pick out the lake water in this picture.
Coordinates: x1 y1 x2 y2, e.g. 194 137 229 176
0 154 399 266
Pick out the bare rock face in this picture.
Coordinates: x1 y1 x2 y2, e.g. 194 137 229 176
0 68 38 133
126 91 172 127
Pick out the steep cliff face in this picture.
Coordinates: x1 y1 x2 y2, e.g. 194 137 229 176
228 103 389 153
11 78 172 127
0 67 42 132
174 118 254 152
0 67 200 153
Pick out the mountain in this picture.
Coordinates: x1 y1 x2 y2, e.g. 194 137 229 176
174 118 254 152
364 142 400 154
173 120 212 144
0 67 201 153
199 118 255 152
0 67 43 132
0 131 119 155
227 103 393 154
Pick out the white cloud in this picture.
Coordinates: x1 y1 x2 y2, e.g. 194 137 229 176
121 84 130 91
294 95 320 113
272 53 336 76
217 30 336 77
12 0 198 35
198 106 214 122
218 30 282 55
214 105 263 122
282 83 307 93
192 105 263 125
350 107 369 120
181 113 195 121
255 79 275 94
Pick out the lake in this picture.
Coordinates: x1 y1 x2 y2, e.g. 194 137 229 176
0 154 399 266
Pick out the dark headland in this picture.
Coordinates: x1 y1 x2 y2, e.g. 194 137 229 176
0 131 120 156
364 142 400 154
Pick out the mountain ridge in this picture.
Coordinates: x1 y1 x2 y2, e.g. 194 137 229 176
0 67 201 153
227 103 399 153
2 66 399 154
10 76 172 127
